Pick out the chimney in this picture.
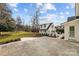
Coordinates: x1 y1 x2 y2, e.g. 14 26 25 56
76 3 79 16
67 3 79 22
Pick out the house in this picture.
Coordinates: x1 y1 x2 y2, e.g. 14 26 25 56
64 17 79 41
64 3 79 41
55 23 64 34
39 23 57 37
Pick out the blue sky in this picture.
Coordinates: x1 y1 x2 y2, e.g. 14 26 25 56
8 3 75 25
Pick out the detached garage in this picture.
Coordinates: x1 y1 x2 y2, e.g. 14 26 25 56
64 18 79 41
64 3 79 42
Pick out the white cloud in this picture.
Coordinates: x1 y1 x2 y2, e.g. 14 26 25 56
24 8 28 13
9 3 18 8
43 3 56 11
66 6 70 9
9 3 19 12
68 3 75 8
46 14 57 22
30 4 33 6
40 9 47 13
39 13 66 24
37 3 43 6
38 3 56 14
36 3 43 8
65 12 69 15
60 12 64 15
47 14 57 18
39 14 57 24
14 8 18 12
60 11 70 16
39 14 57 19
59 15 65 19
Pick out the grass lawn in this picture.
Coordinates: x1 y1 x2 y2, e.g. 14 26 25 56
0 31 40 44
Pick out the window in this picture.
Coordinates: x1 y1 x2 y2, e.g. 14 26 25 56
69 26 75 37
44 24 46 28
41 25 42 28
52 30 54 32
52 25 53 28
44 30 46 32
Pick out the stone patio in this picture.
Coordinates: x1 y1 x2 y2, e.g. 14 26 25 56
0 36 79 56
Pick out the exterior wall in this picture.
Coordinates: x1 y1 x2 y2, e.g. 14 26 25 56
40 24 49 29
64 19 79 41
76 3 79 16
76 20 79 41
39 30 46 34
39 23 57 36
47 24 56 36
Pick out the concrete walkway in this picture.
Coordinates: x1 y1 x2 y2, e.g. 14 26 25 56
0 37 79 56
21 37 39 41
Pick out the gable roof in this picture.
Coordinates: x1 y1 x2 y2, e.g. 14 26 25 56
47 23 52 30
39 23 53 30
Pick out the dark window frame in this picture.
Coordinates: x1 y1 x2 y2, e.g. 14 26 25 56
69 26 75 37
44 24 46 28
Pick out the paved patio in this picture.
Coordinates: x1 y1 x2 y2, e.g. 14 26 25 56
0 36 79 56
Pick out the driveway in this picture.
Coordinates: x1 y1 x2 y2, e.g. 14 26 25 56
0 36 79 56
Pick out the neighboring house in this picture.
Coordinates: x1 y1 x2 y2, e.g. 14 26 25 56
64 3 79 41
55 23 64 34
39 23 57 36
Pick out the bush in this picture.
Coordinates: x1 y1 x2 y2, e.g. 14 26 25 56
0 23 15 32
0 32 40 45
56 29 64 34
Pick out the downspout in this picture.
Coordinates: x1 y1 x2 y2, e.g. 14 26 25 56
75 3 76 20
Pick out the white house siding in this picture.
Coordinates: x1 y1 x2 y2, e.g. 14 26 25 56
39 30 46 34
47 24 56 36
64 19 79 41
40 24 49 30
39 23 57 36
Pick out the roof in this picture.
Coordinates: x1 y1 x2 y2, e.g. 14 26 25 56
39 23 53 31
67 16 79 22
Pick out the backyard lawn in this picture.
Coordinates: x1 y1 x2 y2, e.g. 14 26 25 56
0 31 40 44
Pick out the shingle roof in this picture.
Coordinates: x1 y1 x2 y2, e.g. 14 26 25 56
39 23 53 30
67 16 79 22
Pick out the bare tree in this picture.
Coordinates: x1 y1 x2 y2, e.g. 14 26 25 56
16 16 22 31
31 7 40 32
0 3 12 21
16 16 22 25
